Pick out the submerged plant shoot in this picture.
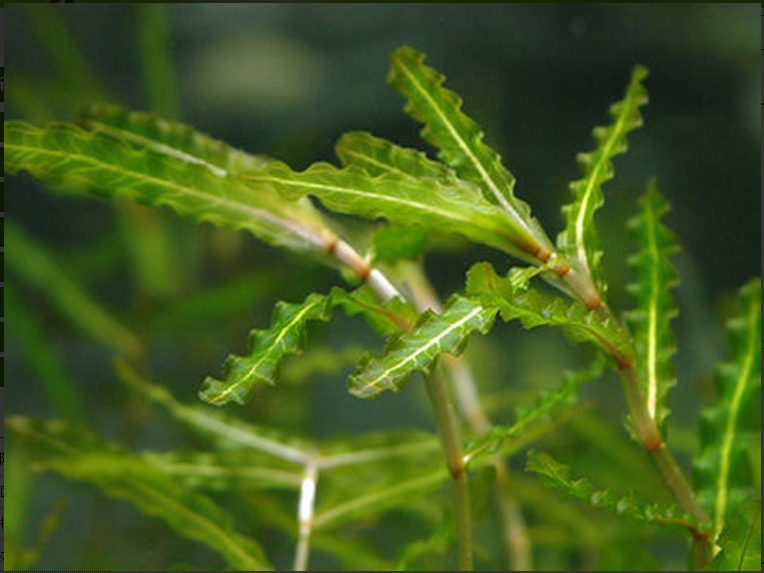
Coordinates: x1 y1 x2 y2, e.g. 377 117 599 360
5 6 760 571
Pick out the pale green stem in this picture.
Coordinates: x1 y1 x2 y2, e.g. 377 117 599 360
293 458 319 571
545 252 713 566
426 367 473 571
401 260 533 570
620 362 712 567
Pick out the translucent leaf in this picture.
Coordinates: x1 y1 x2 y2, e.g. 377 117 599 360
387 46 553 258
693 279 761 541
336 130 460 185
6 220 143 360
464 357 605 464
624 181 680 431
556 66 649 295
78 102 270 177
199 287 418 406
4 120 329 254
6 416 274 571
526 451 691 526
200 292 334 406
117 359 315 464
466 262 634 368
243 160 544 262
370 224 430 265
349 295 496 399
144 450 304 492
314 468 447 530
5 283 86 421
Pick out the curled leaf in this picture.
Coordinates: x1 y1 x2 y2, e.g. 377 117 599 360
556 65 649 295
6 416 274 571
625 181 680 430
4 120 329 253
694 279 761 541
244 160 543 261
350 296 496 399
388 46 552 258
78 102 271 176
200 287 419 406
466 262 633 368
527 450 691 526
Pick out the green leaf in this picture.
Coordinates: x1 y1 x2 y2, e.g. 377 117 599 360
144 450 304 492
464 357 605 464
243 160 543 262
370 224 430 265
387 46 553 259
336 130 460 185
694 278 761 542
624 181 680 431
199 287 418 406
4 120 329 254
5 220 143 360
466 262 634 368
349 295 496 399
526 451 691 526
709 497 761 571
78 102 270 176
6 416 274 571
116 359 315 464
5 283 86 422
200 292 333 406
136 4 180 120
556 65 649 295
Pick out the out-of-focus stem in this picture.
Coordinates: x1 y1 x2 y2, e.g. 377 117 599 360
293 458 319 572
401 261 533 571
427 367 473 571
619 356 712 566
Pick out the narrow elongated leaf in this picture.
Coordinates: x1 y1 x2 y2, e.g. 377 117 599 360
200 287 419 406
4 120 329 253
6 416 273 571
117 359 315 464
349 295 496 399
336 130 460 184
200 292 333 406
5 283 86 421
243 160 544 261
388 46 552 258
556 66 649 294
144 450 304 492
464 357 605 464
526 451 691 526
694 279 761 541
466 262 634 368
79 102 270 177
624 181 679 430
6 220 143 359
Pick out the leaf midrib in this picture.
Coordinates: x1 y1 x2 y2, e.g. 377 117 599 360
355 304 489 395
573 92 635 277
207 297 324 404
714 293 759 540
394 55 537 239
7 135 326 249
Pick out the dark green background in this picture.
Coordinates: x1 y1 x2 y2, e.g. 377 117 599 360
4 4 760 571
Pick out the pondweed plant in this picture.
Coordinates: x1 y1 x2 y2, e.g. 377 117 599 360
5 46 760 571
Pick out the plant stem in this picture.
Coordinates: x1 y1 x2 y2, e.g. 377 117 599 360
426 367 474 571
401 260 532 570
619 364 712 563
293 459 319 571
559 261 714 565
